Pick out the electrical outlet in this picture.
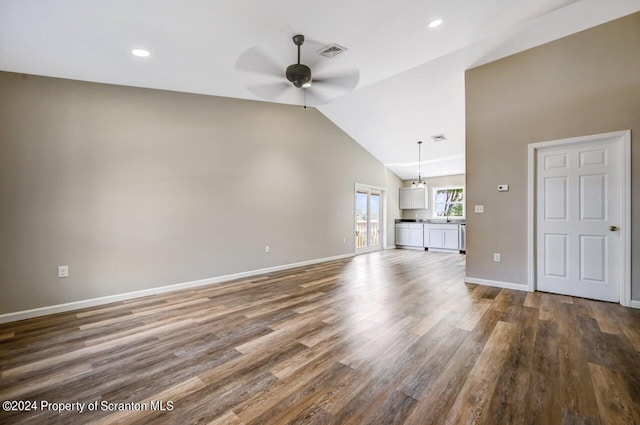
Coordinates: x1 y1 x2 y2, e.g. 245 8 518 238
343 237 346 244
265 245 270 253
494 253 501 262
58 265 69 278
475 205 484 213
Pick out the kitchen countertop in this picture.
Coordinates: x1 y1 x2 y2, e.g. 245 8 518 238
395 219 466 224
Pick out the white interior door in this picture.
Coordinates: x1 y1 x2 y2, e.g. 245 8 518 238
536 136 621 301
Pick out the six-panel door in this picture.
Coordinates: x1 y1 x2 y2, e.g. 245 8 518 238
536 137 621 302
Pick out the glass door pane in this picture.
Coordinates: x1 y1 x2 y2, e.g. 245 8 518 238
355 191 368 248
369 192 380 247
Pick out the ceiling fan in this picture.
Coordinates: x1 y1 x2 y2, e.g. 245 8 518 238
236 34 360 108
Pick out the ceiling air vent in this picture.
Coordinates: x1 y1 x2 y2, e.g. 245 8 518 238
317 43 347 58
431 134 447 142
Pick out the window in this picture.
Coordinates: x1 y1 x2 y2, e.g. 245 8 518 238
433 186 465 218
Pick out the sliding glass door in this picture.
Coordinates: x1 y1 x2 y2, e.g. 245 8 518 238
355 186 382 253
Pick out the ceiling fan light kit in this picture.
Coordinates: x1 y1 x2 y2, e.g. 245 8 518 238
285 64 312 88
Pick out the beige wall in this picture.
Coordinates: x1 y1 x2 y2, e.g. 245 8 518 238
0 72 402 315
401 174 465 220
465 13 640 300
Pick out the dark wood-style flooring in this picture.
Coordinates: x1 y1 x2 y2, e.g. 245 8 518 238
1 250 640 424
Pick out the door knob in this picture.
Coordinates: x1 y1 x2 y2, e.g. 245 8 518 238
609 225 618 231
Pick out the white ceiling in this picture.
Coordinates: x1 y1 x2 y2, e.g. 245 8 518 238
1 0 638 179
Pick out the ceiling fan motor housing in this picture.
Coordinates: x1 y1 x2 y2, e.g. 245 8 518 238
286 63 312 88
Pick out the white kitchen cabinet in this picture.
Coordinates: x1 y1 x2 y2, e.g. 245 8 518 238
399 187 427 209
410 187 426 209
395 222 409 246
425 223 460 251
395 222 423 248
399 189 412 209
408 223 424 247
443 229 459 250
427 228 444 248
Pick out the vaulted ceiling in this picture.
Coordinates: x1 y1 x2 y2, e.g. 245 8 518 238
1 0 638 179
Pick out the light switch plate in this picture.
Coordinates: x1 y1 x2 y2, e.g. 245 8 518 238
474 205 484 213
58 265 69 278
498 184 509 192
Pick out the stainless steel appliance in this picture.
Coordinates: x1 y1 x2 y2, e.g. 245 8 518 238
459 224 466 253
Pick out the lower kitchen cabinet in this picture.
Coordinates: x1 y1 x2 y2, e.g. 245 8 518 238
425 223 460 251
395 226 409 246
409 224 424 247
395 222 423 248
443 229 459 250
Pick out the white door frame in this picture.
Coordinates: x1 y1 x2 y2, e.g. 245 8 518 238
527 130 631 306
354 183 387 253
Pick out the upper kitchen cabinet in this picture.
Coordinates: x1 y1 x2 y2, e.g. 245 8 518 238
399 187 427 209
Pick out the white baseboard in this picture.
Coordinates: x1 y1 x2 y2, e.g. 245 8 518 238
631 300 640 309
465 276 531 292
0 253 355 324
385 245 397 250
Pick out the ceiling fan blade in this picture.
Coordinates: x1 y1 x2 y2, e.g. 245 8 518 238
236 46 283 78
313 69 360 91
245 82 291 101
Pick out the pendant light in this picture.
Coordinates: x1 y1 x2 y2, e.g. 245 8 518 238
411 141 426 188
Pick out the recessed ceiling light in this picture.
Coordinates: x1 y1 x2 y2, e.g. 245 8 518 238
428 18 443 29
131 49 150 57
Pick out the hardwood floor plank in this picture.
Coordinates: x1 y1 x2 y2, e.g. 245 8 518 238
410 305 449 336
0 363 93 401
78 298 209 330
398 324 469 400
455 298 493 331
1 318 194 379
206 410 242 425
147 370 277 425
561 409 601 425
360 390 418 425
0 332 15 341
524 319 562 424
246 363 353 425
443 321 517 425
403 309 504 425
523 292 541 309
556 304 601 421
589 363 640 425
232 348 343 424
482 307 538 425
588 302 622 335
